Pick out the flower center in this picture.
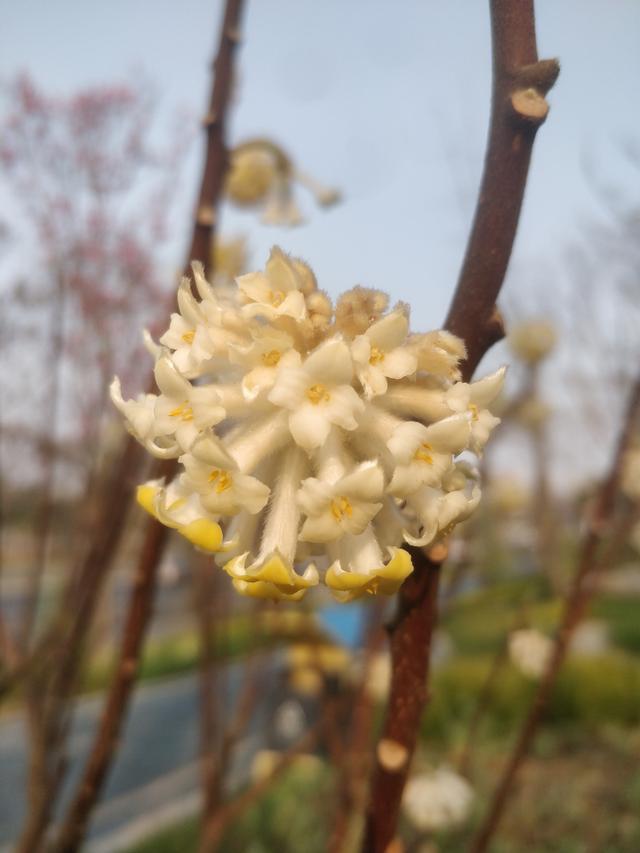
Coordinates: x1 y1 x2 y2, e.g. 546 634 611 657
369 346 385 365
330 496 353 522
169 402 194 422
414 442 434 464
261 349 281 367
208 468 233 493
306 383 331 405
468 403 479 421
181 330 195 344
268 289 285 307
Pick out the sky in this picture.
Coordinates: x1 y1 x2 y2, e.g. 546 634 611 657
2 0 639 488
2 1 639 318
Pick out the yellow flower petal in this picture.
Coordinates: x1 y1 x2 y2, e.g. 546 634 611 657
177 519 223 553
232 578 308 602
225 552 318 596
325 548 413 599
136 484 160 517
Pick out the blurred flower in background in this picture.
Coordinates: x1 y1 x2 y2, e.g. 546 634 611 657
403 767 475 832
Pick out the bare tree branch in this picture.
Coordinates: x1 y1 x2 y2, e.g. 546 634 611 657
362 3 559 850
470 374 640 853
34 4 246 851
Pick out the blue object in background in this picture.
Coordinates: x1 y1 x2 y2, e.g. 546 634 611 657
318 602 366 649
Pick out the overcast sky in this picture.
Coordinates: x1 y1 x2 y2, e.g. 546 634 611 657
2 1 639 488
2 1 638 317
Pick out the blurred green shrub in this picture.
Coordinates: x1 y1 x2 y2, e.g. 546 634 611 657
422 652 640 743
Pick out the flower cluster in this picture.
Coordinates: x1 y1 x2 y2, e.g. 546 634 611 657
226 139 340 227
508 628 553 679
403 767 474 832
111 247 504 602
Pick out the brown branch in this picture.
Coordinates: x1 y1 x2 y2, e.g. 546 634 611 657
41 5 245 851
49 520 167 853
362 3 558 850
470 375 640 853
329 600 387 853
187 0 243 278
445 2 559 380
193 560 225 817
361 546 443 852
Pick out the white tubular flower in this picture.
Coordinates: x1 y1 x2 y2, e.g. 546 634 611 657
152 356 225 453
109 378 158 447
136 479 224 553
224 447 319 601
269 338 364 451
298 460 384 542
112 247 503 602
387 414 472 496
352 309 417 398
180 433 270 516
237 246 307 322
403 480 481 548
409 330 467 380
445 367 505 453
324 530 413 602
229 327 301 401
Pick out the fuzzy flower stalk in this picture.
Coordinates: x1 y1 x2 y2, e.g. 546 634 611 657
111 248 504 602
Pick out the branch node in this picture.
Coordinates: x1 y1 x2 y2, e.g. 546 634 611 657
202 111 219 129
510 87 549 124
377 739 409 773
514 58 560 94
197 205 217 227
225 26 242 44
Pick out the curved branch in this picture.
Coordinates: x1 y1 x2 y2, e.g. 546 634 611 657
470 375 640 853
362 3 558 850
446 0 559 380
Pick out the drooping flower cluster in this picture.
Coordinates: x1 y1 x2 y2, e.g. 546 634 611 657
225 139 340 227
111 247 504 601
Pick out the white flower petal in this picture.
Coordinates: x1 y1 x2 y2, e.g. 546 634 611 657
289 404 331 450
304 339 353 386
382 347 418 380
367 310 409 350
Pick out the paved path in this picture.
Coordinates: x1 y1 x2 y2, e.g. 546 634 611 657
0 653 282 850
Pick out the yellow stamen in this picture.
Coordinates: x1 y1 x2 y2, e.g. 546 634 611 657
330 496 353 522
262 349 281 367
369 346 385 365
181 330 195 344
169 402 194 421
414 442 434 464
469 403 479 421
306 383 330 405
268 289 285 307
208 468 233 493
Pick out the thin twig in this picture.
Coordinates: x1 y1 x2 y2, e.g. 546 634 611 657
199 725 321 853
362 3 558 850
49 520 167 853
470 375 640 853
43 5 245 851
